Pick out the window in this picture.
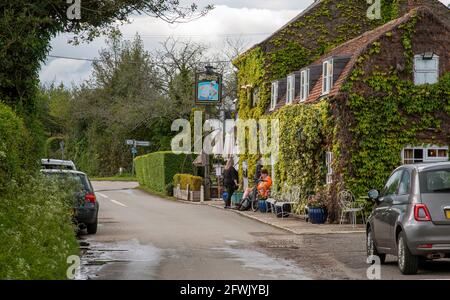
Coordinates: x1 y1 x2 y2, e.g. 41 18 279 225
252 87 260 107
402 145 448 164
322 58 333 95
300 69 310 102
286 74 295 104
420 169 450 193
414 54 439 85
270 81 278 110
382 170 403 197
326 151 333 184
398 170 411 195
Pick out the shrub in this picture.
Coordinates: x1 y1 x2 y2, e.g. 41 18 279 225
0 175 79 279
134 151 193 194
165 183 174 196
173 174 202 191
0 102 28 189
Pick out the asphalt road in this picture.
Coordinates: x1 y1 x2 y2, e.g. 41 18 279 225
77 181 450 280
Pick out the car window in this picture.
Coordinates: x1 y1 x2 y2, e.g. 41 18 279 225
398 170 411 195
44 173 91 192
382 170 403 196
420 169 450 193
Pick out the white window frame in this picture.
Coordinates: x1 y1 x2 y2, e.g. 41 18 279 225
326 151 333 185
270 81 278 110
300 68 310 102
402 145 449 164
322 58 334 95
286 74 295 105
414 54 439 85
252 87 259 107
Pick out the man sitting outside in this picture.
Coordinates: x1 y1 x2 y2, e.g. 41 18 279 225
242 169 272 201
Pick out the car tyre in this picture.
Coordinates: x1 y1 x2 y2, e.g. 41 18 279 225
87 218 98 234
397 231 419 275
367 228 386 264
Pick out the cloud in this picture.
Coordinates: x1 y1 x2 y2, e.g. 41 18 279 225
40 58 92 87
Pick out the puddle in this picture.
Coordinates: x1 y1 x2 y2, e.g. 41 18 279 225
76 239 162 280
213 247 310 280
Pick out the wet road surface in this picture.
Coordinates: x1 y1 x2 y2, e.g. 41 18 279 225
77 181 450 280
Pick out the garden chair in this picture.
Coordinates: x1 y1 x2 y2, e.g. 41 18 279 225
338 190 365 228
273 184 301 218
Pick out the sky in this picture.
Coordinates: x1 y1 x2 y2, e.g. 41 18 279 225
39 0 450 87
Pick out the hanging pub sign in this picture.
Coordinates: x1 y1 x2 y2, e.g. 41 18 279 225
195 66 222 105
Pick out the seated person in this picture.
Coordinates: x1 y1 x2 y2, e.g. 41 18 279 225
242 169 272 200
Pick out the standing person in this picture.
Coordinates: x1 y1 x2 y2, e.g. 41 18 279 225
223 158 239 209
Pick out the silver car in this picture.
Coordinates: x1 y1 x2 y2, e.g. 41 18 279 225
366 162 450 275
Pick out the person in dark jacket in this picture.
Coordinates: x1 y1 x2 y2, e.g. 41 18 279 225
223 158 239 209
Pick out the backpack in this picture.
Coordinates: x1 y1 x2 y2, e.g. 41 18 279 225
238 197 251 211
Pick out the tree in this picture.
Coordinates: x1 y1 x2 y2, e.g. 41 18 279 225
0 1 213 114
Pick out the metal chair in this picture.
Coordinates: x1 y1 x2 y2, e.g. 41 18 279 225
274 184 300 218
338 190 365 228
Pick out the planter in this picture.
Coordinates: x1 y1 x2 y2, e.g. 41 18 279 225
308 207 328 224
231 192 243 205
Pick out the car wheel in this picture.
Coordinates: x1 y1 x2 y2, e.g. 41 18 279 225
87 218 98 234
367 228 386 264
397 231 419 275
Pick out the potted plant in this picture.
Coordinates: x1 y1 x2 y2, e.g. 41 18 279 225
307 188 329 224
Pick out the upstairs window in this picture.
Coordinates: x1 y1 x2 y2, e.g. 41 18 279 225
322 58 333 95
286 74 295 105
414 53 439 85
300 69 310 102
270 81 278 110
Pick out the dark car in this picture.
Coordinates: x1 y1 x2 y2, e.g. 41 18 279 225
41 169 99 234
366 162 450 275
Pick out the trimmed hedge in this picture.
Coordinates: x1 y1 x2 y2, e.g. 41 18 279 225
173 174 202 191
134 151 193 194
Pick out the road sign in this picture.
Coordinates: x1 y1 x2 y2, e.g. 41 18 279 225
135 141 150 147
125 139 134 146
131 147 138 155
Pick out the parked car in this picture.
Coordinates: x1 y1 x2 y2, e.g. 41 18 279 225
41 169 99 234
41 159 77 171
366 162 450 275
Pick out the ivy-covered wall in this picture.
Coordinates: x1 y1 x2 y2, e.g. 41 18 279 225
333 10 450 200
234 1 450 221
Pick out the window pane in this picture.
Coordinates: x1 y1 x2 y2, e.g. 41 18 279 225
420 169 450 193
398 171 411 195
382 170 403 196
414 149 423 159
428 149 437 158
438 150 447 158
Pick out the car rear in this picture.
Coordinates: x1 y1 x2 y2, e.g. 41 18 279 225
406 165 450 258
42 170 99 233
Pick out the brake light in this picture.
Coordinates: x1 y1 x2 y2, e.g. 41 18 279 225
85 193 96 203
414 204 431 221
417 244 433 249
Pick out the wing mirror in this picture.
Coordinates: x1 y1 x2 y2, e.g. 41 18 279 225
368 189 380 202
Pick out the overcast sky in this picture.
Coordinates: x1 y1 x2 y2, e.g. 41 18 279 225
40 0 450 87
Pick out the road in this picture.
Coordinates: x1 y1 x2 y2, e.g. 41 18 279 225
77 181 450 280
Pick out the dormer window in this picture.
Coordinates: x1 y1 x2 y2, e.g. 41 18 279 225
286 74 295 105
414 53 439 85
322 58 333 95
270 81 278 110
300 68 310 102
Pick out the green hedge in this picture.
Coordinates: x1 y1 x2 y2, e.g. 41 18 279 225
173 174 202 191
134 151 193 194
0 102 28 189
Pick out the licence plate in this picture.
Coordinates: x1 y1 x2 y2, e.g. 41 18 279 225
446 210 450 219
